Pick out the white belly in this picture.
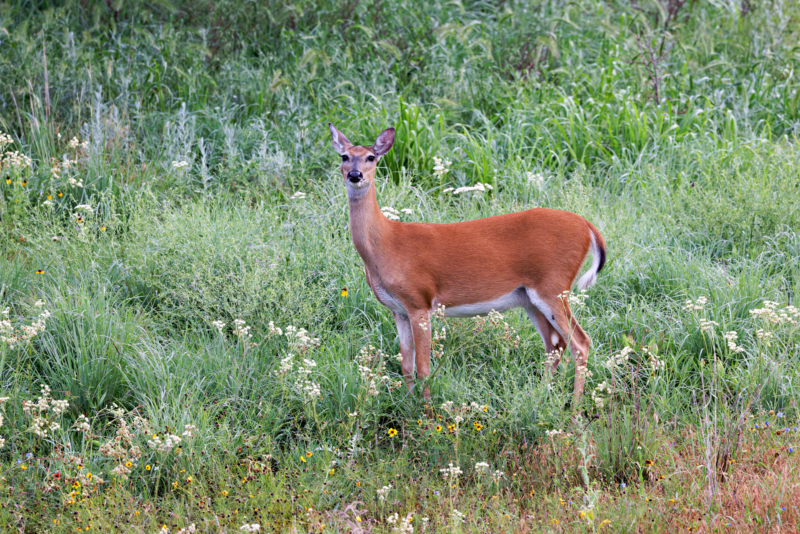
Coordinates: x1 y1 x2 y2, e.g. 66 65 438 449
444 288 529 317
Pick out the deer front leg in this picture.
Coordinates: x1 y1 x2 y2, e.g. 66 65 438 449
410 309 432 401
393 312 415 391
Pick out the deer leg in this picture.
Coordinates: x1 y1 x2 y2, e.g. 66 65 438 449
393 312 415 392
524 305 568 373
568 315 592 401
409 309 432 401
527 289 591 402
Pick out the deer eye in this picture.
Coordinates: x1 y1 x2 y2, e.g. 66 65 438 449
341 155 349 162
367 155 375 162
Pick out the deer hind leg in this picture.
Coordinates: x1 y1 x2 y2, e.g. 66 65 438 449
526 289 592 402
524 305 567 373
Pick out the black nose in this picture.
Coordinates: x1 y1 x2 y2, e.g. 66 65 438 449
348 171 363 183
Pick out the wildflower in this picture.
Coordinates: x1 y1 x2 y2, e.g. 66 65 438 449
232 319 252 339
289 191 306 200
172 161 189 169
645 460 655 466
483 405 488 412
699 319 719 333
439 463 462 480
451 182 493 195
146 464 151 471
36 270 45 274
473 422 483 431
340 287 347 297
387 428 398 438
211 320 226 333
450 509 465 525
240 525 261 533
682 296 708 312
125 462 132 468
474 462 490 473
433 157 452 180
435 425 442 432
377 485 391 501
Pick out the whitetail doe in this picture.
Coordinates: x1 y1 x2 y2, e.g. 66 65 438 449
329 123 606 403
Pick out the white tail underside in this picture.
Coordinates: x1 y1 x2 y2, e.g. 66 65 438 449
577 230 601 291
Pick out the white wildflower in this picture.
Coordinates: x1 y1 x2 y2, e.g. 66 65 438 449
439 462 462 480
450 509 465 525
433 157 452 180
211 320 225 333
377 485 391 501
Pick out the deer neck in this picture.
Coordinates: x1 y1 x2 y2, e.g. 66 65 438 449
347 182 389 265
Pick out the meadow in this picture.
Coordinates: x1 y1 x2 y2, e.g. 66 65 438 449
1 0 800 532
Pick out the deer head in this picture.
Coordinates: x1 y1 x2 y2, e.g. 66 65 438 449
329 123 395 200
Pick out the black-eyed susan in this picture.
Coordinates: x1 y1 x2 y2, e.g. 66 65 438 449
387 428 398 438
221 490 228 496
644 460 654 466
145 464 151 471
417 419 422 426
306 451 313 458
57 191 63 197
125 461 132 468
355 481 361 487
36 269 45 275
5 178 10 185
20 464 27 470
435 425 442 432
21 180 27 186
447 424 455 433
483 405 488 412
341 287 348 297
46 194 52 200
473 422 483 431
100 225 106 232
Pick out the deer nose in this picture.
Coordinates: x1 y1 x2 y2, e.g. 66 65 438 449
347 170 363 183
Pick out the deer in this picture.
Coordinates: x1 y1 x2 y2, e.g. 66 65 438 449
329 123 606 405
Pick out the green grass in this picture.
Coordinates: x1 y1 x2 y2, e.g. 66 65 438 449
1 0 800 532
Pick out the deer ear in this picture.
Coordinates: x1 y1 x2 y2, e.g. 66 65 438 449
329 123 352 155
373 127 395 157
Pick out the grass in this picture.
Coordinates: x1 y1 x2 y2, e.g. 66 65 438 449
1 0 800 532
